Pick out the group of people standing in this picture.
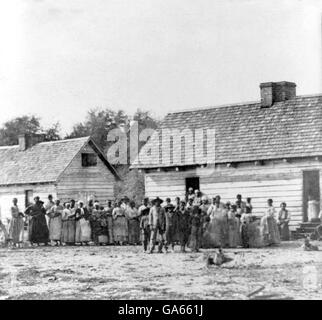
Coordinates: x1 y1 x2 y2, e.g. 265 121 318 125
2 190 291 253
4 195 144 248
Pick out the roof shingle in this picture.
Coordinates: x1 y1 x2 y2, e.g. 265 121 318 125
0 137 90 185
132 95 322 168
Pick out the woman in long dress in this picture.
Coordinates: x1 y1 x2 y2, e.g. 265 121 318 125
48 200 63 246
90 203 101 245
61 203 75 245
206 196 228 248
126 201 140 245
104 200 114 244
227 204 239 248
25 197 49 246
76 202 91 245
260 199 280 246
112 201 128 245
8 198 25 248
278 202 291 241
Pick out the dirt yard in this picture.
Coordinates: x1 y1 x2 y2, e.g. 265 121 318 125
0 240 321 300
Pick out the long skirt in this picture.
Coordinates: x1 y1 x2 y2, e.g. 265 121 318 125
0 223 9 245
29 215 49 244
80 218 91 242
227 220 238 248
128 219 140 244
260 216 280 246
107 216 114 244
49 216 62 241
278 222 290 241
247 220 264 248
189 225 201 251
98 234 108 244
75 220 81 243
202 218 228 248
9 217 24 244
61 220 75 243
113 217 128 243
241 223 249 247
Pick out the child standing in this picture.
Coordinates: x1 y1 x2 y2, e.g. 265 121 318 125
140 207 150 252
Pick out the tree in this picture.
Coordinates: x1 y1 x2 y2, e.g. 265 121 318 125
66 107 159 204
65 108 129 150
0 115 61 146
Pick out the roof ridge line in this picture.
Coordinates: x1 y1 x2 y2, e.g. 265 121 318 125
38 136 90 145
166 93 322 115
167 100 261 114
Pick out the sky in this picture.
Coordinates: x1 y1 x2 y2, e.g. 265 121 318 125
0 0 321 135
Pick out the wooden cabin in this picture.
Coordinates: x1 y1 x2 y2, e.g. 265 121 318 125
132 81 322 231
0 135 119 221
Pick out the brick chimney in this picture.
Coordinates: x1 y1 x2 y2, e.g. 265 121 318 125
260 81 296 107
18 133 45 151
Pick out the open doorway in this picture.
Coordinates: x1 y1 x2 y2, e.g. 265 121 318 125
185 177 200 194
303 170 320 222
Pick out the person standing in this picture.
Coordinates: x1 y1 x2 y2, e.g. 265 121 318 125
104 200 114 244
74 201 83 245
189 206 202 252
227 204 239 248
112 201 128 245
90 203 102 245
245 197 253 214
25 197 49 246
140 206 150 252
148 197 166 254
44 194 55 227
61 203 75 245
48 200 63 246
8 198 25 248
193 190 202 206
75 201 91 245
235 194 246 218
163 198 176 252
186 187 195 203
278 202 291 241
178 201 191 253
199 196 210 248
79 203 91 245
260 199 280 246
126 200 140 245
207 196 228 248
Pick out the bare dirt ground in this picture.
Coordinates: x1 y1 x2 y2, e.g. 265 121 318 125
0 240 321 300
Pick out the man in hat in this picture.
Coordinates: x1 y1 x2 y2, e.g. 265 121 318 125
148 197 166 253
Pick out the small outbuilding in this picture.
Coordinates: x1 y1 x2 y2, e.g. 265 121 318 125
0 135 119 221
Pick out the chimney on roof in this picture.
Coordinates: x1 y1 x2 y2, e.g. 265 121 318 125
18 133 45 151
260 81 296 107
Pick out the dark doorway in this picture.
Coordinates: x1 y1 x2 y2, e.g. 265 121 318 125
25 190 33 208
303 170 320 222
185 177 200 194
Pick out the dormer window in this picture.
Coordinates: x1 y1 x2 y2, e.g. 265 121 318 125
82 153 97 167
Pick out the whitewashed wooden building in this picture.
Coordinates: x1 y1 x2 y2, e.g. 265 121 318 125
132 81 322 231
0 135 119 221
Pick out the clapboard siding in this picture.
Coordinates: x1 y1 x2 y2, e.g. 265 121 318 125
0 184 57 221
56 143 115 203
145 159 322 231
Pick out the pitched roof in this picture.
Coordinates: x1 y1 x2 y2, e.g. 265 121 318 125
0 136 119 186
132 94 322 168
